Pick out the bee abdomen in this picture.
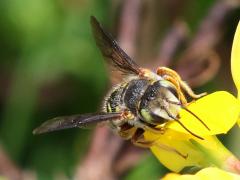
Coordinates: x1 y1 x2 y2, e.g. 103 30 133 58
105 85 126 113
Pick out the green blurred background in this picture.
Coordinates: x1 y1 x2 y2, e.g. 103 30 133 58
0 0 239 179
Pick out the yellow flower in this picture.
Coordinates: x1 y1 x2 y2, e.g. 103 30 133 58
145 129 238 173
231 21 240 126
162 167 240 180
168 91 240 136
144 21 240 173
232 21 240 100
167 20 240 138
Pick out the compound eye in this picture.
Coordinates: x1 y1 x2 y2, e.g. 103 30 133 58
150 92 155 98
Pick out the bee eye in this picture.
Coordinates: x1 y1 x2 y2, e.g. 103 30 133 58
146 93 155 101
150 93 155 98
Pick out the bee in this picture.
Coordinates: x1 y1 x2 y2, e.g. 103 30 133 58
33 16 210 148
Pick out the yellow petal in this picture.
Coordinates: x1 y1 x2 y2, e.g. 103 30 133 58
167 91 240 136
231 21 240 99
238 117 240 127
163 173 194 180
144 91 239 172
145 128 234 172
144 130 212 172
162 167 240 180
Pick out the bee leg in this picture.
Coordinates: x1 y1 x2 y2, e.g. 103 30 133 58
154 143 188 159
131 128 154 148
156 67 182 81
131 120 165 134
156 67 206 100
179 80 207 99
117 123 137 139
161 75 188 106
131 129 188 159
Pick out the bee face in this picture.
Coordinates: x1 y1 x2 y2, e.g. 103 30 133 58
139 80 181 125
33 16 209 146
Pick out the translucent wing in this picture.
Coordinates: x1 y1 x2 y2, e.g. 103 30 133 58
33 112 122 134
90 16 141 75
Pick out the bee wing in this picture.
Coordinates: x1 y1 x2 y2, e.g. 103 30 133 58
33 112 122 135
90 16 141 75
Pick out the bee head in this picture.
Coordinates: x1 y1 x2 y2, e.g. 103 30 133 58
139 80 182 125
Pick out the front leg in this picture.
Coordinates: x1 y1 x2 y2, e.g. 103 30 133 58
162 75 188 106
157 67 206 100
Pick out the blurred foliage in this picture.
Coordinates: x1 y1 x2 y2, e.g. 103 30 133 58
0 0 110 178
124 154 168 180
0 0 239 179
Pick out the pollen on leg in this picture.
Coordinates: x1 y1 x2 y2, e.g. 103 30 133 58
139 68 157 80
157 67 206 101
122 110 135 120
156 67 182 80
